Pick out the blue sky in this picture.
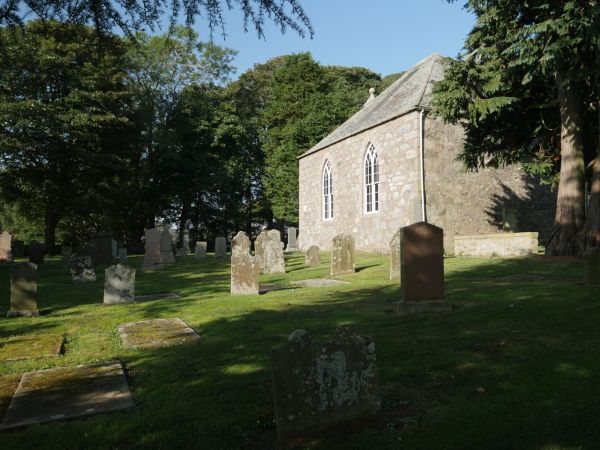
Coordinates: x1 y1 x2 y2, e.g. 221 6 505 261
191 0 475 79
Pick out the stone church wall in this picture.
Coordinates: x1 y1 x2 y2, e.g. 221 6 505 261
298 112 556 254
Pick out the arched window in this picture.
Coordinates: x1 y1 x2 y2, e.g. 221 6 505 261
323 161 333 219
364 144 379 213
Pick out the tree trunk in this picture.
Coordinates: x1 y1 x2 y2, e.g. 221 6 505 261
545 72 586 256
44 208 59 254
178 201 190 249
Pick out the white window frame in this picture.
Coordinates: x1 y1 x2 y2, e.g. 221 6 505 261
323 161 334 220
364 143 380 214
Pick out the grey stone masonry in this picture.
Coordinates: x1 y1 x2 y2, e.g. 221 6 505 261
160 229 175 263
263 230 285 274
231 231 260 295
305 245 320 266
389 230 401 282
195 242 207 260
103 264 135 304
143 228 162 269
9 262 38 317
271 326 381 441
70 256 96 283
331 234 355 276
215 237 227 258
285 227 299 252
0 232 12 262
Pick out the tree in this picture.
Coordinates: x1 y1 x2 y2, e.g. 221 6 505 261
0 20 133 251
0 0 313 38
433 0 600 256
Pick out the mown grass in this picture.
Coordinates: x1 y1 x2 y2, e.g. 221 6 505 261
0 252 599 450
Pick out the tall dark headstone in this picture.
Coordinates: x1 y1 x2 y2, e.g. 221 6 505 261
395 222 449 315
8 262 39 317
12 240 25 258
88 235 114 266
28 242 45 265
271 326 381 442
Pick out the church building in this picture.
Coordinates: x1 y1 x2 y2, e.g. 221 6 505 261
297 53 555 254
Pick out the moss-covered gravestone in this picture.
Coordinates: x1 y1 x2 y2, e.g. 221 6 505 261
143 228 162 269
103 264 135 304
231 231 260 295
263 230 285 274
305 245 320 266
254 230 268 270
8 262 38 317
586 248 600 284
271 326 381 442
330 234 355 276
70 256 96 283
118 318 200 349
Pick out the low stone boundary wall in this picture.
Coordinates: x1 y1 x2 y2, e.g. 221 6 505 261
454 232 539 257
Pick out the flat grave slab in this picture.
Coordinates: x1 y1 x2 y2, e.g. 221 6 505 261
0 362 133 430
259 284 297 294
118 318 200 350
0 335 64 362
134 292 181 302
291 278 351 288
0 375 21 421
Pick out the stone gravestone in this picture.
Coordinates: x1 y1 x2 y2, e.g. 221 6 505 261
60 245 72 267
586 247 600 284
230 231 260 295
28 242 45 265
254 230 269 270
389 230 401 282
159 229 175 263
305 245 320 266
271 326 381 442
285 227 299 252
183 230 190 253
263 230 285 274
103 264 136 304
395 222 449 315
330 234 355 276
0 232 13 262
8 262 39 317
502 207 518 233
142 228 162 269
70 256 96 283
111 239 118 258
118 248 128 263
12 240 25 258
88 235 114 266
215 236 227 258
195 242 207 260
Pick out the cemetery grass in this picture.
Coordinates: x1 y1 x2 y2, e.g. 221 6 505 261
0 253 598 450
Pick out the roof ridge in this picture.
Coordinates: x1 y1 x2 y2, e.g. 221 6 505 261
415 56 439 108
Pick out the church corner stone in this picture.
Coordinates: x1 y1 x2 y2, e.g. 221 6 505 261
330 234 355 276
103 264 136 304
271 326 381 441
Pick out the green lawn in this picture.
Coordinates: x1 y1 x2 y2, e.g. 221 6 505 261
0 252 599 450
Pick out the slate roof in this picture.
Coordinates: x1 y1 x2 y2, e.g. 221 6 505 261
299 53 447 159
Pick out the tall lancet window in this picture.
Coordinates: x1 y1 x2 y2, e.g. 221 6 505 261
364 143 379 213
323 161 333 219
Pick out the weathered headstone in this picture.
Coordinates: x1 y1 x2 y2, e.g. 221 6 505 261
183 230 190 252
305 245 320 266
28 242 45 265
142 228 162 269
254 230 269 270
8 262 38 317
70 256 96 283
586 247 600 284
88 235 114 266
271 326 381 441
215 236 227 258
285 227 299 252
396 222 449 315
231 231 260 295
111 239 118 258
0 232 13 262
118 248 127 263
263 230 285 274
12 240 25 258
330 234 355 276
160 229 175 263
195 242 207 260
103 264 135 304
389 230 401 282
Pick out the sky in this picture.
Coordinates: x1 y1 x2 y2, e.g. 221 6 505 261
191 0 475 79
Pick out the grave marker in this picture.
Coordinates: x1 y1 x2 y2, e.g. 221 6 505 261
330 234 355 276
160 229 175 263
103 264 135 304
8 262 38 317
118 318 200 349
118 248 127 263
285 227 299 252
0 232 12 262
88 235 114 266
28 242 44 265
195 242 207 260
215 236 227 258
263 230 285 274
305 245 320 266
70 256 96 283
142 228 162 269
231 231 260 295
12 240 25 258
254 230 268 270
389 230 401 282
